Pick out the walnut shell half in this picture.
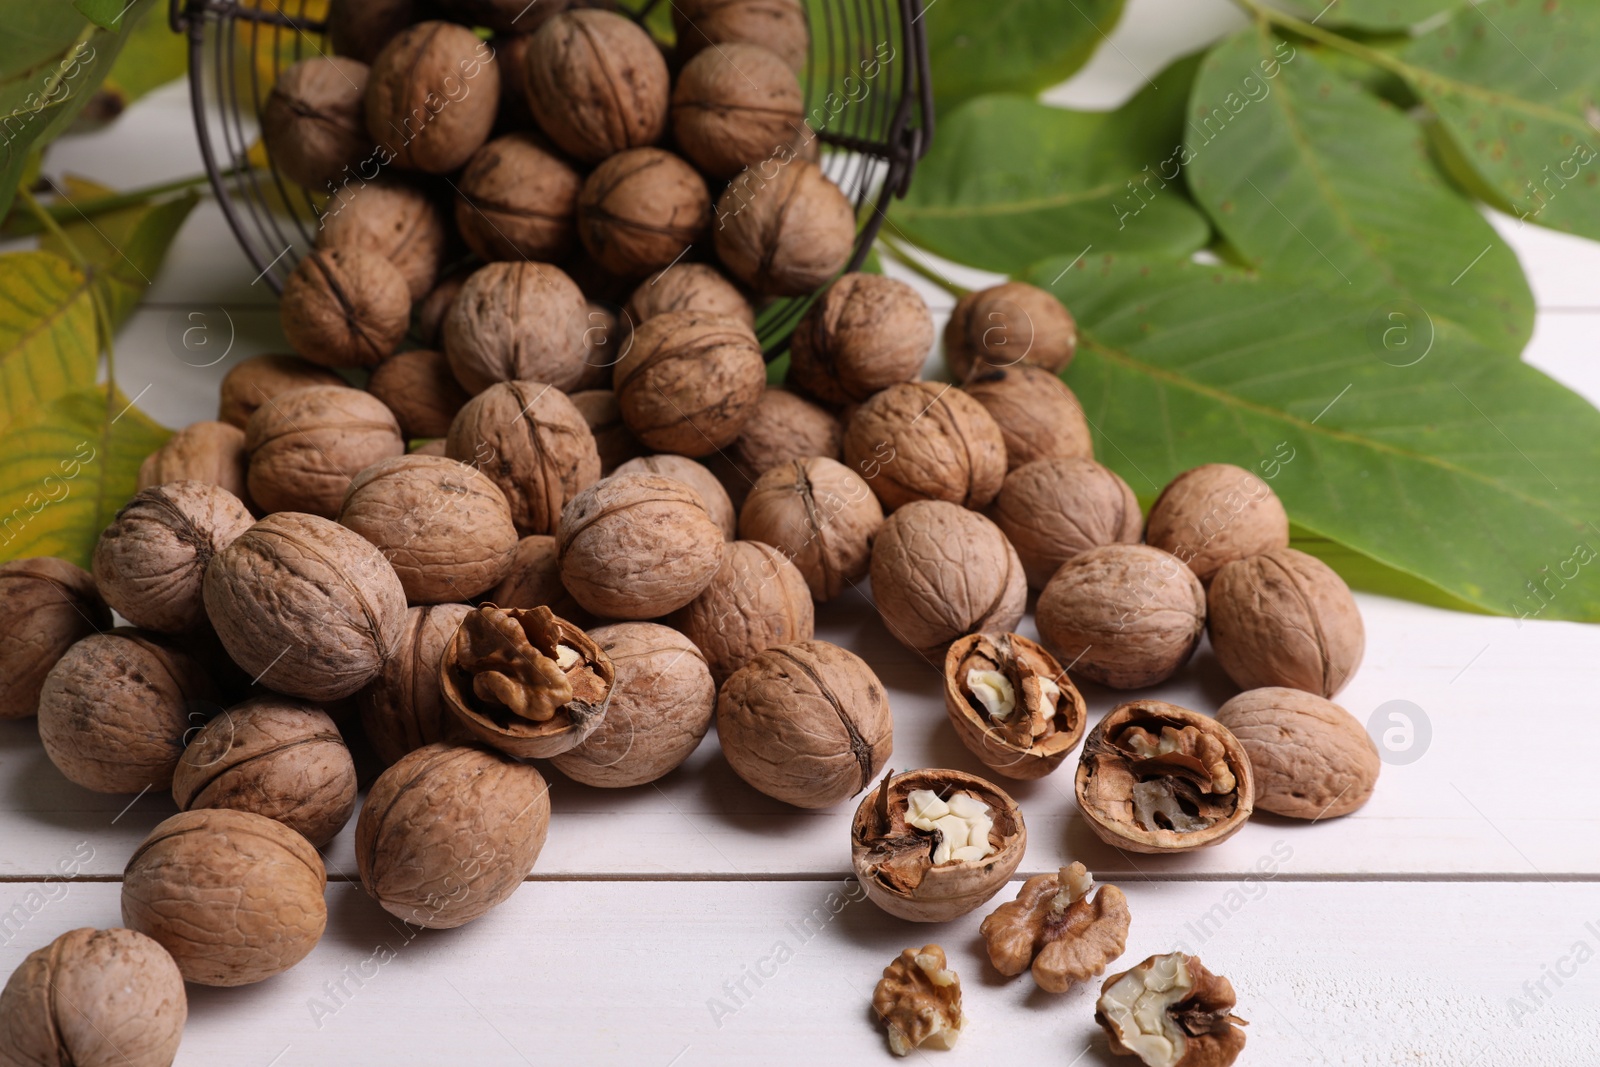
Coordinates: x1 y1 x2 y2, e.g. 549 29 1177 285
943 632 1086 780
851 768 1026 922
1075 701 1255 855
1096 952 1247 1067
439 604 615 759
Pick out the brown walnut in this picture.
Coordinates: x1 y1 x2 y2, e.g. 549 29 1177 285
713 387 842 500
416 269 467 348
367 349 471 441
523 11 669 164
218 354 345 429
671 42 805 179
172 697 357 848
869 501 1026 658
445 379 602 535
674 0 809 72
945 281 1077 381
1036 543 1205 689
788 274 933 406
203 511 408 701
624 263 754 331
455 133 582 262
551 622 717 788
355 742 551 928
943 632 1086 780
358 602 473 767
139 420 251 504
1215 687 1379 819
613 311 766 457
1146 464 1290 583
0 558 109 720
737 456 880 601
122 809 328 987
279 247 410 369
435 0 583 32
570 389 644 474
1075 700 1255 855
980 862 1130 993
0 928 186 1067
871 945 965 1057
578 148 711 278
714 159 855 296
444 261 591 395
668 540 815 683
961 363 1091 470
327 0 420 63
1208 548 1365 698
261 56 371 190
990 457 1142 590
484 535 584 619
843 381 1007 511
851 767 1026 922
244 384 405 517
316 179 445 301
92 481 254 633
365 21 500 173
613 454 737 540
1096 953 1248 1067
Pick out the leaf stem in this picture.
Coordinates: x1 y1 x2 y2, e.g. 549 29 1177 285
3 170 222 239
17 187 117 400
16 188 89 270
1232 0 1412 76
875 235 969 298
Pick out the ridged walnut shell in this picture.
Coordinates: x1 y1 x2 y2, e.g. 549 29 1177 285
990 457 1142 590
961 364 1091 471
668 540 815 684
522 11 668 164
122 809 328 986
260 55 371 190
943 632 1086 780
851 768 1026 922
738 457 881 602
455 133 581 263
439 605 615 759
315 179 445 301
218 354 344 429
366 349 471 440
483 536 584 619
624 263 754 329
139 420 251 504
355 742 551 929
1215 687 1378 820
671 42 805 179
0 927 186 1067
843 381 1007 512
673 0 809 73
1075 700 1255 855
443 261 591 395
0 558 109 720
613 310 765 457
244 384 405 518
358 603 473 767
570 389 644 475
278 247 410 369
365 21 499 173
1146 464 1290 583
944 281 1077 381
713 159 855 296
613 454 737 540
714 387 842 497
788 273 933 407
577 148 710 278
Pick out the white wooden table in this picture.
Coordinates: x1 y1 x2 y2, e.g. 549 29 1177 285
9 1 1600 1062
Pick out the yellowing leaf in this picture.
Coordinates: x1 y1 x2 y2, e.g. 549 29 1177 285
0 251 99 435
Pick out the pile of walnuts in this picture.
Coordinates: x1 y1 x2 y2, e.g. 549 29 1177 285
0 3 1382 1062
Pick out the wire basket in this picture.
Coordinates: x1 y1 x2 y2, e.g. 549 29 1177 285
169 0 934 353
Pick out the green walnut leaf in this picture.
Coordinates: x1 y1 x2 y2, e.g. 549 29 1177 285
1276 0 1460 31
0 251 100 435
1395 0 1600 242
1024 253 1600 622
1185 27 1533 357
75 0 189 129
890 55 1211 275
924 0 1125 113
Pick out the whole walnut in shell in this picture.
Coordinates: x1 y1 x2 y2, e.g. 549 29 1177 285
672 42 805 178
139 420 250 503
613 454 737 540
1147 464 1291 583
316 179 445 301
613 311 766 457
173 697 357 848
852 768 1025 922
674 0 809 72
444 261 591 395
872 945 965 1057
218 354 344 429
990 457 1142 590
0 558 109 720
570 389 644 474
714 159 855 296
1037 544 1205 690
843 382 1007 511
455 133 581 263
261 56 371 189
945 281 1077 381
358 602 472 767
1097 952 1248 1067
558 473 724 618
1215 688 1379 819
367 349 471 440
0 928 186 1067
279 247 410 369
484 535 584 619
717 639 893 808
1208 548 1365 698
123 809 327 986
551 622 717 788
522 11 668 164
245 384 405 517
204 511 407 701
365 21 499 173
38 630 219 794
435 0 580 31
416 269 467 348
669 540 815 683
962 364 1092 470
624 263 754 330
578 148 711 278
714 387 841 499
338 454 518 603
737 456 880 601
789 274 934 406
943 632 1086 781
93 481 254 633
870 501 1026 658
446 380 602 535
980 862 1129 993
327 0 420 63
1076 700 1255 855
356 742 551 928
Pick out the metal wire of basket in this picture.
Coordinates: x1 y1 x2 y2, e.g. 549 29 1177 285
169 0 934 353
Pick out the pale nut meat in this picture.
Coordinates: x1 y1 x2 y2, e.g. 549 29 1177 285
439 605 615 759
0 927 186 1067
613 454 737 540
960 363 1092 471
979 862 1130 993
851 768 1026 922
0 558 109 720
550 622 716 788
942 632 1086 780
355 742 551 929
243 384 405 518
1214 687 1379 819
737 456 882 602
358 603 473 767
871 945 965 1058
1096 952 1248 1067
1145 464 1290 583
121 809 328 987
989 457 1143 590
843 381 1008 512
668 540 815 683
138 420 251 504
1075 700 1255 855
1207 548 1365 698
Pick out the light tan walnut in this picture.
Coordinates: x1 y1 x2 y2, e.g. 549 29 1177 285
871 944 965 1057
1214 687 1379 819
979 862 1129 992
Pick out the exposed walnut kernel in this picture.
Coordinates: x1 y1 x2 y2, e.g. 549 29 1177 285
872 944 965 1057
1096 952 1247 1067
979 861 1130 993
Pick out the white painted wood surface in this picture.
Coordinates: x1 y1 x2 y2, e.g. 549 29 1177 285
6 0 1600 1062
